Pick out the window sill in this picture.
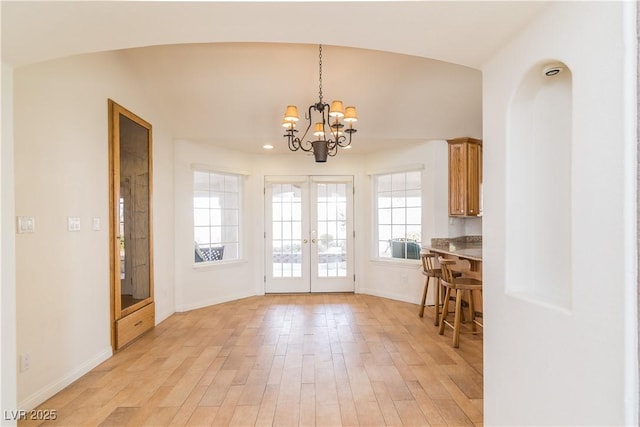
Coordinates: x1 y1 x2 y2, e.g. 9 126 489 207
192 258 248 271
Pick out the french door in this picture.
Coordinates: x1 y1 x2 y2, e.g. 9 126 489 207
265 176 354 293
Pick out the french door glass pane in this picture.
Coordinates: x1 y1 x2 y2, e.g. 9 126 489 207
317 183 347 278
271 183 302 278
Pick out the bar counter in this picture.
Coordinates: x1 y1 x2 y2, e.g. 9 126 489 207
422 241 482 280
423 240 483 309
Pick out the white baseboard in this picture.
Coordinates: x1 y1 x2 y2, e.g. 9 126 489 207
359 287 419 305
175 291 257 312
18 346 112 411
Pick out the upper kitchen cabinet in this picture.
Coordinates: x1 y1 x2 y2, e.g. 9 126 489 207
448 137 482 216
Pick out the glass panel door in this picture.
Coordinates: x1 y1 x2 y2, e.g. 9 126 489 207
265 178 310 293
265 176 354 293
310 177 354 292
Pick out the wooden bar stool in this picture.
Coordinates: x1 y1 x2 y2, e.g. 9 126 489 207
418 253 462 326
418 253 443 325
438 258 483 348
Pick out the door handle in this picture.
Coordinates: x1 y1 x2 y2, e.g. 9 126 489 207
303 239 308 243
312 239 317 243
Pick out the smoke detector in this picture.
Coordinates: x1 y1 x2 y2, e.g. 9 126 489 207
543 64 565 77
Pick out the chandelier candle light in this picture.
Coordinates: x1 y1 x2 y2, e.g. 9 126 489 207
281 44 358 162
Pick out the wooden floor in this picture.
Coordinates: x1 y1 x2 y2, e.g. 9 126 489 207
21 294 483 426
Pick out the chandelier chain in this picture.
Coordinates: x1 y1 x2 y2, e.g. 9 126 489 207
318 44 323 105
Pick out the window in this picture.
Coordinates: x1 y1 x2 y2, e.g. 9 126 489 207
193 170 241 263
374 170 422 260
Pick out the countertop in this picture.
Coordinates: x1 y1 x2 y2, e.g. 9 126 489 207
422 243 483 261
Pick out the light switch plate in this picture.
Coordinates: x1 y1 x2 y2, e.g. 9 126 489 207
92 217 101 231
17 216 35 233
68 216 81 232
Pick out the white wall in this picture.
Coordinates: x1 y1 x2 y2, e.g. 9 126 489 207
483 2 637 425
13 51 175 410
173 140 257 311
360 140 480 304
2 61 18 426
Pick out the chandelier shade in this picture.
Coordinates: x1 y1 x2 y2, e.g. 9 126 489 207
281 44 358 162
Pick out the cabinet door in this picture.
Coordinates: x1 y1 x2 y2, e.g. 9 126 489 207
466 142 481 215
448 142 466 215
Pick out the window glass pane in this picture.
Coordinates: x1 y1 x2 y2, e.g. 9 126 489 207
406 190 422 207
224 192 239 209
407 225 421 242
194 209 209 227
391 173 406 191
392 192 406 208
378 174 392 192
406 207 421 225
326 204 337 221
193 171 210 191
378 225 392 241
291 202 301 221
273 222 282 239
193 170 242 263
225 175 239 192
317 201 327 221
194 226 210 244
225 243 239 259
272 203 282 221
194 191 209 208
207 192 221 208
378 241 391 258
378 194 392 209
223 209 238 226
210 226 222 243
291 221 302 240
282 204 292 221
282 223 292 239
392 225 406 240
210 209 222 225
222 226 238 242
378 208 391 224
210 174 224 191
391 207 405 224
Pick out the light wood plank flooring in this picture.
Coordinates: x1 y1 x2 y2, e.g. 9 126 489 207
21 294 483 426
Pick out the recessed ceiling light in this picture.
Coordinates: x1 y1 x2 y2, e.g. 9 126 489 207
263 144 274 150
343 146 352 150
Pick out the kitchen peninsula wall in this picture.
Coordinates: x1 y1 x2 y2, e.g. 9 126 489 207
448 215 482 239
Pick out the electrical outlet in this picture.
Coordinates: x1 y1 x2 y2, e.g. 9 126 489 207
20 353 31 372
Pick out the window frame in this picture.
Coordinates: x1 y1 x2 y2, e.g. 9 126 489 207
192 168 244 266
372 168 423 263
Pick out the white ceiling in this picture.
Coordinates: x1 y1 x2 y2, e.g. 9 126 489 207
2 1 550 155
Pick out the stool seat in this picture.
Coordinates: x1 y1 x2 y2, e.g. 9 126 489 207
422 268 441 278
438 258 483 348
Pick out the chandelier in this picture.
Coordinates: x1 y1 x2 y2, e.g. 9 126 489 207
281 44 358 162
